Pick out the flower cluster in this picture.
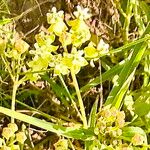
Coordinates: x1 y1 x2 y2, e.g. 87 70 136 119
0 123 27 150
95 106 125 147
93 106 146 149
27 6 109 81
0 29 29 60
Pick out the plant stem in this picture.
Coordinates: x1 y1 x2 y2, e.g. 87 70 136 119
98 59 103 111
11 78 19 123
70 69 87 128
133 0 145 36
1 55 20 123
59 74 82 120
123 0 133 43
1 55 15 82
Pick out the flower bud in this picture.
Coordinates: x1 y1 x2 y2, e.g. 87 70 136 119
131 134 144 146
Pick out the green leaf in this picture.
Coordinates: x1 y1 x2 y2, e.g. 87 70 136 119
80 60 125 93
85 98 98 150
0 106 95 140
133 93 150 117
108 35 150 55
88 98 98 128
121 126 147 144
105 23 150 108
140 1 150 21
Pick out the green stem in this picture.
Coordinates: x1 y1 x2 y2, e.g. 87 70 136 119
114 0 126 18
98 59 103 111
123 0 134 43
1 55 20 123
11 79 19 123
70 69 87 128
133 0 145 36
1 55 15 82
59 74 82 120
68 139 75 150
20 144 24 150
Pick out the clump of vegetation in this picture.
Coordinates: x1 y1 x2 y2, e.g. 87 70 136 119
0 0 150 149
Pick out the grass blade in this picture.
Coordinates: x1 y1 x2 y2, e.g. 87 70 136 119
0 106 95 140
80 60 125 93
105 23 150 108
88 98 98 128
85 98 98 149
105 42 147 108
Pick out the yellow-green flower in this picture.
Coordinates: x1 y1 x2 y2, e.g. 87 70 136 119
59 32 72 47
35 31 55 47
84 42 99 59
7 123 18 133
14 39 29 54
47 7 67 36
2 127 14 140
68 19 91 47
48 21 67 36
84 39 109 60
54 63 69 75
47 7 64 24
73 5 91 20
62 48 88 74
16 131 27 144
97 39 109 55
0 138 4 147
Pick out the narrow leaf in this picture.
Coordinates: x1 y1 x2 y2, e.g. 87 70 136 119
88 98 98 128
105 23 150 108
80 60 125 93
0 106 95 140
